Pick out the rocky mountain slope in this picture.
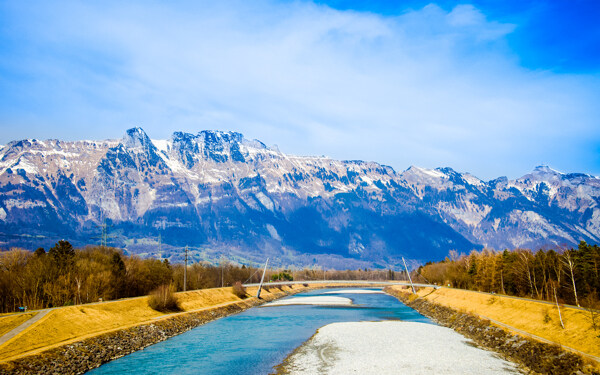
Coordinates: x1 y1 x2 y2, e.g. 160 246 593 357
0 128 598 268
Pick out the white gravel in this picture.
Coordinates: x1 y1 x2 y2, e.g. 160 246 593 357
279 321 520 374
263 296 353 307
323 289 384 294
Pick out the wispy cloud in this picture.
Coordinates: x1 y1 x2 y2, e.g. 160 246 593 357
0 0 598 179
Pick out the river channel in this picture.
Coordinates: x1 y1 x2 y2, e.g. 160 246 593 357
89 288 432 374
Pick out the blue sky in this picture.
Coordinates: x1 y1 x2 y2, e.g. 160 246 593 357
0 0 599 180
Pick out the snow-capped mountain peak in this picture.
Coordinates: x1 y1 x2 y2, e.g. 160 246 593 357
0 127 598 267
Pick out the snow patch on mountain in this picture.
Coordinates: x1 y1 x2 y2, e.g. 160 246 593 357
586 209 600 239
266 224 281 241
12 157 38 174
508 210 575 245
438 201 492 227
4 199 47 210
462 173 485 187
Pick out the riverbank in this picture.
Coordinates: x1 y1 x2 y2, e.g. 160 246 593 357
0 284 315 374
277 321 520 374
88 284 424 374
385 286 600 374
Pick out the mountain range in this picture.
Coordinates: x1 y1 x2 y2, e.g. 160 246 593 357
0 127 598 269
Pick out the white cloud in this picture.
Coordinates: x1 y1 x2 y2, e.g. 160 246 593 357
0 0 598 179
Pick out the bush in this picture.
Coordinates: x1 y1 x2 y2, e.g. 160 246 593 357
542 308 552 324
148 284 181 312
233 281 247 298
270 272 293 282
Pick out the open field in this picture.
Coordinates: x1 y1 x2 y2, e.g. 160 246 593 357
388 285 600 360
0 283 309 362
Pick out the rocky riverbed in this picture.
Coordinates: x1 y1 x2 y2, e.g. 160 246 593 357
277 321 520 374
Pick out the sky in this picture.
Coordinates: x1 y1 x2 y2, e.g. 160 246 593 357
0 0 599 180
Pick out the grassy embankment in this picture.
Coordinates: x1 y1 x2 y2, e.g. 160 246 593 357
0 314 37 337
388 285 600 360
0 283 313 363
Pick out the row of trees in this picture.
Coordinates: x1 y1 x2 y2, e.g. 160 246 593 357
417 241 600 308
0 241 409 313
5 239 597 313
0 241 265 313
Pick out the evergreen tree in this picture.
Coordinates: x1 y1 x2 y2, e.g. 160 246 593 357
48 240 75 272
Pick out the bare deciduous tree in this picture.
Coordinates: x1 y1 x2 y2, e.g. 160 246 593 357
562 250 580 307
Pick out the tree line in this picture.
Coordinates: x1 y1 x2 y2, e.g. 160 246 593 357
0 241 266 313
417 241 600 308
0 241 408 313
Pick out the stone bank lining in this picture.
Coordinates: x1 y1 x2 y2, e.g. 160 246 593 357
0 288 297 375
384 287 599 375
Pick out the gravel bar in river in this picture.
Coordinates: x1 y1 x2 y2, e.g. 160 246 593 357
278 321 521 374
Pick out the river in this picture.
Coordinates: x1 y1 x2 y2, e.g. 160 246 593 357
88 288 431 374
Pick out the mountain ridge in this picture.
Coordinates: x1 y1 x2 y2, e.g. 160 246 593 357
0 127 598 268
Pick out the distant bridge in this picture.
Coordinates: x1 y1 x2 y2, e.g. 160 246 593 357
243 280 439 289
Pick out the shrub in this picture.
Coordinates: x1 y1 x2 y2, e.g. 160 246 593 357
233 281 247 298
542 309 552 324
270 272 293 282
148 284 181 312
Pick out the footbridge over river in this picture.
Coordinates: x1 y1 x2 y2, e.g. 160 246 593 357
243 280 439 289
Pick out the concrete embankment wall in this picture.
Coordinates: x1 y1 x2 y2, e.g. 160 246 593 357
0 284 311 374
385 286 600 375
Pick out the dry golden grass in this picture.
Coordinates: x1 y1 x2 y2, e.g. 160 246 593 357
0 313 36 337
176 288 242 311
389 286 600 359
0 297 164 360
0 284 312 362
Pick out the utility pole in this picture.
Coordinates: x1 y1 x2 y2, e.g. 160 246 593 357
257 258 269 298
402 257 416 294
158 233 162 259
220 256 225 287
184 245 188 292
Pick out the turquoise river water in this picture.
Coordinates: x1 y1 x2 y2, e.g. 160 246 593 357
88 288 432 374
